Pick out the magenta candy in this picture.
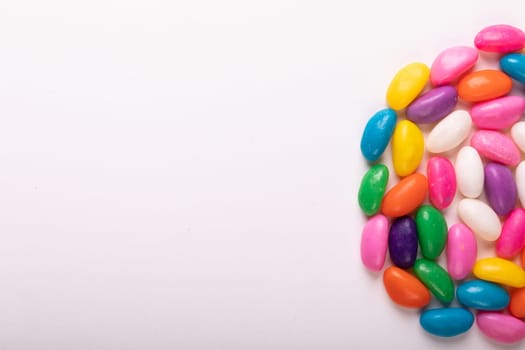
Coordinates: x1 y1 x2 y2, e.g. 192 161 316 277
475 24 525 53
427 156 456 210
406 86 457 124
446 223 477 280
430 46 478 86
484 162 517 216
471 130 521 166
477 312 525 344
471 96 525 130
360 215 389 271
496 208 525 259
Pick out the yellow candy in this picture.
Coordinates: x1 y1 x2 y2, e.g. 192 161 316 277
386 62 430 110
473 257 525 288
392 120 424 177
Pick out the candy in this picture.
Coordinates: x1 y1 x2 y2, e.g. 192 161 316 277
473 257 525 288
496 208 525 259
382 266 431 308
474 24 525 53
413 258 454 304
483 162 517 216
523 248 525 268
457 199 501 241
510 288 525 318
358 164 389 216
500 53 525 84
446 223 477 280
426 110 471 154
456 280 510 310
427 156 456 209
386 62 430 110
415 205 447 260
477 312 525 344
381 173 428 217
360 215 389 271
510 121 525 153
471 130 520 166
419 308 474 337
388 216 418 269
391 120 424 176
430 46 478 86
455 146 484 198
457 70 512 102
360 108 397 162
406 86 457 124
516 161 525 207
470 95 525 130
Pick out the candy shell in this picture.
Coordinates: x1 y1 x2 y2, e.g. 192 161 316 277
500 53 525 84
426 110 472 153
457 70 512 102
477 312 525 344
388 216 418 269
382 173 428 217
386 62 430 110
360 108 397 162
473 257 525 288
391 120 424 177
406 86 457 124
427 156 456 210
484 162 517 216
470 95 525 130
360 215 389 271
446 223 477 280
457 199 501 241
420 308 474 337
383 266 431 308
475 24 525 53
471 130 520 166
430 46 478 86
496 208 525 259
510 288 525 318
455 146 484 198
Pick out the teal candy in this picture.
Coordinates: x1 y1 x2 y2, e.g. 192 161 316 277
360 108 397 162
420 308 474 337
500 53 525 84
457 280 510 310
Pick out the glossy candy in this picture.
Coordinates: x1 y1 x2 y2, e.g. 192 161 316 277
477 312 525 344
496 208 525 259
458 199 501 241
518 162 525 208
455 146 484 198
406 86 457 124
420 308 474 337
475 24 525 53
511 121 525 153
510 288 525 318
484 163 517 216
413 259 454 304
391 120 424 176
471 130 520 166
457 70 512 102
415 205 447 260
360 215 389 271
457 280 510 310
501 53 525 84
382 173 428 217
473 257 525 288
430 46 478 86
446 223 477 280
388 216 418 269
427 156 456 209
426 110 472 153
358 164 389 216
383 266 431 308
360 108 397 162
470 96 525 130
386 62 430 110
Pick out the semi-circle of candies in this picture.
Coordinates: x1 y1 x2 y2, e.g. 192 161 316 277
359 24 525 344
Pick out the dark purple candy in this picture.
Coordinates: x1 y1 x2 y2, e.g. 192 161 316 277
388 216 418 269
406 86 458 124
484 162 517 216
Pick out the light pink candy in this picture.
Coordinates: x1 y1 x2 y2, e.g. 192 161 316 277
475 24 525 53
496 208 525 258
427 156 456 210
360 214 389 271
446 223 477 280
471 130 521 166
471 96 525 130
477 312 525 344
430 46 478 86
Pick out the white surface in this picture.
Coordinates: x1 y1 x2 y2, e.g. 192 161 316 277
0 0 524 349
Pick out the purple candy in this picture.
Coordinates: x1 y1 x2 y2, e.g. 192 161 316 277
388 216 418 269
406 86 458 124
484 162 517 216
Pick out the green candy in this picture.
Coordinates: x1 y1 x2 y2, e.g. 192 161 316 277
415 205 448 259
358 164 389 216
414 258 454 304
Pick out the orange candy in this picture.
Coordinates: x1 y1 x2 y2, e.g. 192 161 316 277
383 266 431 308
382 173 428 217
509 288 525 318
457 69 512 102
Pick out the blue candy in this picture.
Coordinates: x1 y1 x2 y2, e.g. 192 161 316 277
500 53 525 84
456 279 510 310
360 108 397 162
420 308 474 337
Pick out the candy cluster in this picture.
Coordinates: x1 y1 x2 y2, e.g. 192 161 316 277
359 24 525 343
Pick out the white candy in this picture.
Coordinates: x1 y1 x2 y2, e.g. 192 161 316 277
511 121 525 153
455 146 484 198
426 110 472 153
516 161 525 208
458 198 502 241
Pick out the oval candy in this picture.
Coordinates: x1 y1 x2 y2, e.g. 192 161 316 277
471 95 525 130
511 121 525 153
455 146 484 198
457 69 512 102
430 46 478 86
516 161 525 208
477 312 525 344
413 258 454 304
471 130 520 166
496 208 525 259
386 62 430 111
475 24 525 53
406 86 457 124
358 164 389 216
360 215 389 271
510 288 525 318
415 205 447 260
388 216 418 269
457 280 510 310
420 308 474 338
446 223 477 280
427 156 456 210
473 257 525 288
383 266 431 308
500 53 525 84
484 162 517 216
391 120 424 177
426 110 472 153
382 173 428 217
457 198 501 241
360 108 397 162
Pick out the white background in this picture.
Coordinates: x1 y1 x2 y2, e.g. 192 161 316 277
0 0 524 349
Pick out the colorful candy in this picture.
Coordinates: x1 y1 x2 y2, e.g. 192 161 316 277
456 280 509 310
500 53 525 83
381 173 428 217
457 70 512 102
516 161 525 207
496 208 525 258
427 156 456 209
470 95 525 130
457 198 501 241
426 110 472 154
483 162 517 216
511 121 525 153
360 215 389 271
415 205 447 260
386 62 430 110
391 120 424 176
406 86 457 124
455 146 484 198
470 130 520 166
420 308 474 337
358 164 389 216
360 108 397 162
430 46 478 86
474 24 525 53
473 257 525 288
476 312 525 344
388 216 418 269
413 259 454 304
446 223 477 280
383 266 431 308
510 288 525 318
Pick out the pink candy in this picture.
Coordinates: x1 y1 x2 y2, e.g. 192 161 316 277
427 156 456 210
446 223 477 280
496 208 525 259
477 312 525 344
475 24 525 53
360 214 389 271
470 130 521 166
430 46 478 86
471 96 525 130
